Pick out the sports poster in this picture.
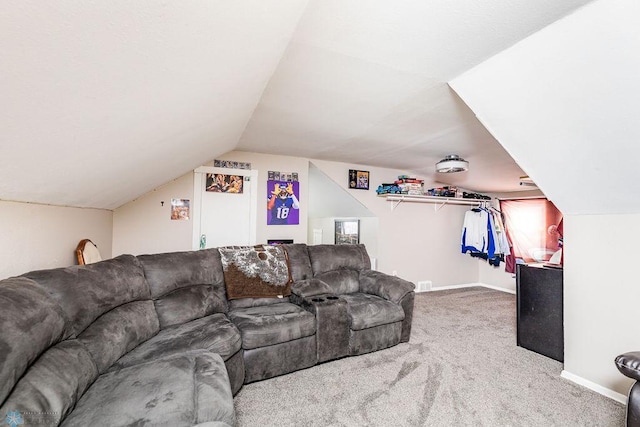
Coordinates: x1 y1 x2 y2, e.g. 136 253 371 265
267 180 300 225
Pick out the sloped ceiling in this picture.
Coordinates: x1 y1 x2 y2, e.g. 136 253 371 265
451 0 640 215
0 0 594 210
0 1 309 209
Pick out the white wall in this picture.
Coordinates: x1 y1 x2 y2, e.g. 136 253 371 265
310 159 479 285
478 261 515 292
112 173 193 256
0 200 113 279
112 151 481 287
564 214 640 396
450 0 640 216
113 152 311 255
213 151 310 245
308 216 379 258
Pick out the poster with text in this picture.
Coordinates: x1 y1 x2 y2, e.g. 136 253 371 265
267 180 300 225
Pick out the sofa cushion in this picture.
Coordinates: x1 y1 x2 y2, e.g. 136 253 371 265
138 249 225 300
339 293 405 330
229 303 316 350
154 284 227 329
0 340 98 425
281 243 313 281
110 313 241 371
77 300 160 373
0 277 67 404
307 244 371 275
314 270 360 295
291 278 334 298
219 245 292 299
22 254 150 338
359 270 415 303
228 296 290 309
62 352 235 427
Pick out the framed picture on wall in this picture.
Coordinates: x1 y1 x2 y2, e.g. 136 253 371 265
335 219 360 244
348 169 370 190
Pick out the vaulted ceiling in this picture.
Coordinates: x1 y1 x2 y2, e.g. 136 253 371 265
0 1 599 210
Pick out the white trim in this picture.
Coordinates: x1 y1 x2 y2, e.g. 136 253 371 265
248 170 258 245
478 282 516 295
429 282 515 295
560 370 628 404
192 172 203 250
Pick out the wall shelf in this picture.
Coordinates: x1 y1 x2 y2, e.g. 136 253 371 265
379 194 489 211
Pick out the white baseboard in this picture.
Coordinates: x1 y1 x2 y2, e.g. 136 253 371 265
560 370 628 404
429 282 515 295
478 282 516 295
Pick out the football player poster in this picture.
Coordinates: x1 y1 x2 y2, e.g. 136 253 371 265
267 180 300 225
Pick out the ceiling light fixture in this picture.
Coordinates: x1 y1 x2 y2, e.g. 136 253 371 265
436 155 469 173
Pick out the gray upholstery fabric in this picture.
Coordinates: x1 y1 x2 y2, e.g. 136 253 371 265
359 269 415 303
291 278 334 298
399 291 415 343
224 349 245 396
22 254 150 337
78 300 160 373
314 270 360 295
349 321 402 355
154 284 227 328
111 313 242 371
243 335 317 383
62 352 235 427
307 244 371 275
228 296 289 309
138 249 225 300
195 423 233 427
229 303 316 350
281 243 313 281
1 243 413 425
339 293 405 331
0 276 67 403
301 296 350 363
0 340 98 424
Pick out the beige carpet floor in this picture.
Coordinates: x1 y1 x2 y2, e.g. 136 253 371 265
233 287 625 426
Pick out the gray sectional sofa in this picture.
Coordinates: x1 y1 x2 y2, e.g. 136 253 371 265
0 243 414 426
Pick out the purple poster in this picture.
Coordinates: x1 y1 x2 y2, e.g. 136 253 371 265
267 180 300 225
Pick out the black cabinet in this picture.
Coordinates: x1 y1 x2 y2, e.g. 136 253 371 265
516 263 564 362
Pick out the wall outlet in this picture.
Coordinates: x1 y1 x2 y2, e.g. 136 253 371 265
416 281 433 293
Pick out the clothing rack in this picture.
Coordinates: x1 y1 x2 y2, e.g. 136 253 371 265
381 194 492 211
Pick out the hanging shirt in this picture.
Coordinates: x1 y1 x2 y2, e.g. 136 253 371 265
461 209 489 254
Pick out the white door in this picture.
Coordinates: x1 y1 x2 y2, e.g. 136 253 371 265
192 167 257 249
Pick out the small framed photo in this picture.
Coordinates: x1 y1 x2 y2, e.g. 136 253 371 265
349 169 370 190
335 219 360 245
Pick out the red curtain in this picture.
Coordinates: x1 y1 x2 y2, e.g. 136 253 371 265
500 199 563 272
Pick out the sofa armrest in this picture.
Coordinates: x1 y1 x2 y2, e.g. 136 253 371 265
359 270 415 303
291 278 333 298
616 352 640 382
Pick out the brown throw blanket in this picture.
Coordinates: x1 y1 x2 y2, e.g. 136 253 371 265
219 245 292 299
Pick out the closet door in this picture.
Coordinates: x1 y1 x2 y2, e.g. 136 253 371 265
192 167 258 249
